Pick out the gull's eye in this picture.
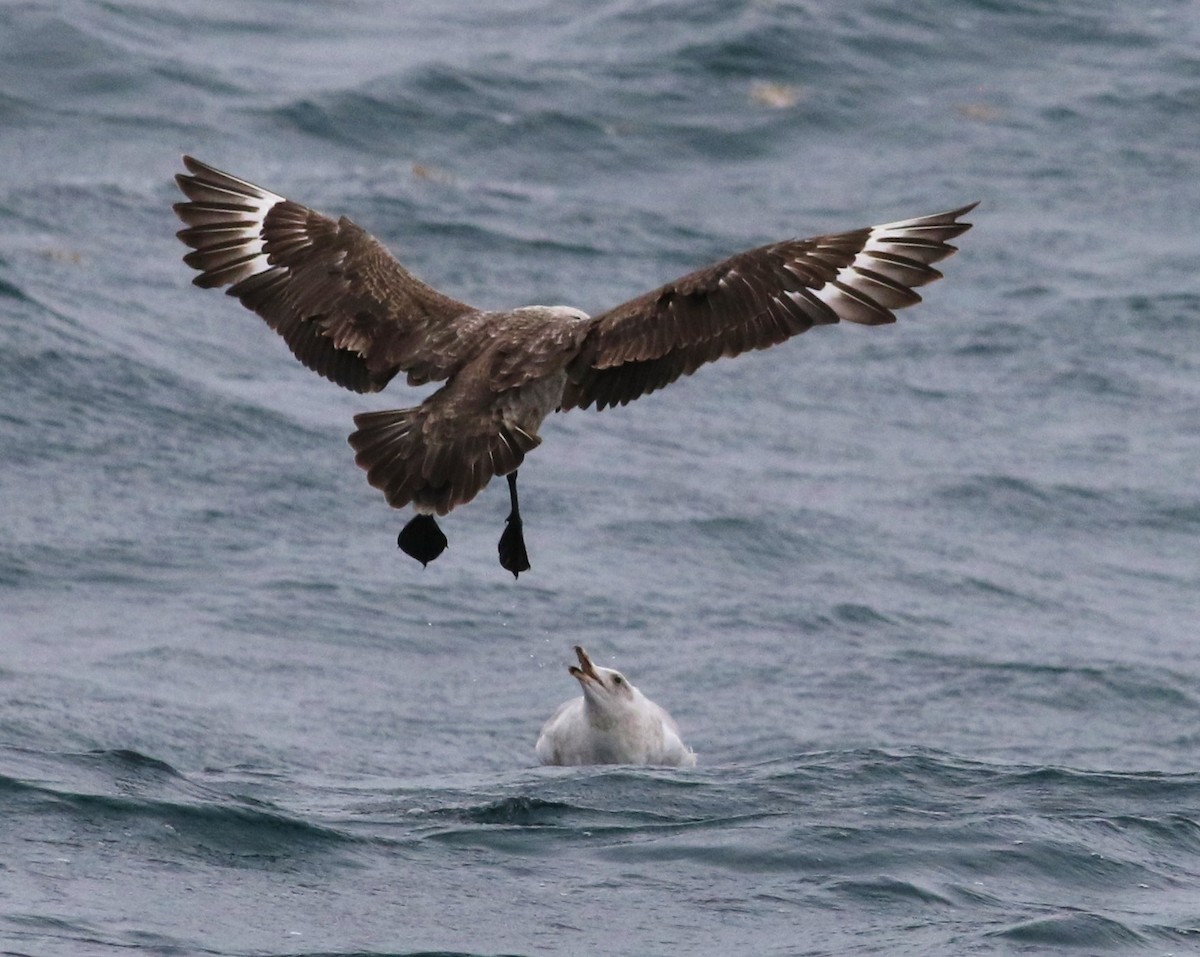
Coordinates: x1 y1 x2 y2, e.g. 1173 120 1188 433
612 675 624 686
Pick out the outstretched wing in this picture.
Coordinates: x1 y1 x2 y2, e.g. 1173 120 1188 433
173 156 479 394
561 204 976 411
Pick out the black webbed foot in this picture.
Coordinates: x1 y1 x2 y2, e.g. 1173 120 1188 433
498 471 531 579
398 514 448 567
498 515 530 578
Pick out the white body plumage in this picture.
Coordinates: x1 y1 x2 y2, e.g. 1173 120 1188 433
536 646 696 767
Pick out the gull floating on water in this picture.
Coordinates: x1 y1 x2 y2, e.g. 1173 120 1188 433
173 155 975 576
536 646 696 767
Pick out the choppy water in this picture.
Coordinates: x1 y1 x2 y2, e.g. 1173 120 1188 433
2 1 1199 954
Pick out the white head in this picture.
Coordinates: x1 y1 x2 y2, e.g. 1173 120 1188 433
569 646 642 721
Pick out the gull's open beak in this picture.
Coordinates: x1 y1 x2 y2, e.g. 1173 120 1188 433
568 645 600 685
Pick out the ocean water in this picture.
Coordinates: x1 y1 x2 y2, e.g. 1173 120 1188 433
2 0 1199 954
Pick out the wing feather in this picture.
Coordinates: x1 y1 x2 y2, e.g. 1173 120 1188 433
173 156 479 394
562 204 976 410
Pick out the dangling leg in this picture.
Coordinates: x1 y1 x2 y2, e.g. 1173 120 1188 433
497 470 531 578
398 513 448 567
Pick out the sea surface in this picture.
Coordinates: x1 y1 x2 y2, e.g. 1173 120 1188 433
2 1 1199 954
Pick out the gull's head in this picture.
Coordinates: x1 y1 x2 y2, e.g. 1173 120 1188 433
569 645 638 710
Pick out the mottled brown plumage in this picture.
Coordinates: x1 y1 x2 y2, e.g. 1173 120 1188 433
173 155 975 574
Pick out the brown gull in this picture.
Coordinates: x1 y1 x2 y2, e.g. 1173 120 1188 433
173 156 975 576
536 646 696 767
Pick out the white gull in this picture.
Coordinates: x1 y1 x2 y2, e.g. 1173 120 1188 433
536 646 696 767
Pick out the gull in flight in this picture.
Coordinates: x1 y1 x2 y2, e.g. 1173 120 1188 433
174 156 975 576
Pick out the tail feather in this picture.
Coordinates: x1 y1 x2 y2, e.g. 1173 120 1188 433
348 407 542 515
349 407 427 509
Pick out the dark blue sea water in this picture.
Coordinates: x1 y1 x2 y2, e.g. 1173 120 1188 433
2 1 1199 954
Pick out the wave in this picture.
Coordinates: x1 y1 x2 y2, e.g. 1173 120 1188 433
993 911 1149 948
5 744 1199 952
931 473 1200 538
0 272 28 302
1 748 360 869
